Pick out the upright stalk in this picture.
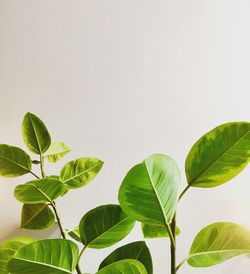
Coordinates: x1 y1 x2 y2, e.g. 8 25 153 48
170 214 177 274
39 154 82 274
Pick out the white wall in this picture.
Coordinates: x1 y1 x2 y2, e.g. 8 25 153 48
0 1 250 273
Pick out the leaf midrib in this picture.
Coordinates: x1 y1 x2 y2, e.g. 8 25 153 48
0 154 30 172
189 248 250 258
22 204 48 227
189 130 250 185
28 113 42 154
62 162 102 183
10 257 72 273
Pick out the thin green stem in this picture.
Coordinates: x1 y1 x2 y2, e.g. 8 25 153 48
170 214 177 274
50 202 67 239
29 170 40 179
76 246 87 274
179 185 191 201
176 258 187 272
165 222 176 248
40 153 45 178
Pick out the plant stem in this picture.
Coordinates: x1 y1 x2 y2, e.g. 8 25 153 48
179 185 190 201
170 214 176 274
176 258 186 272
50 202 67 239
76 246 87 274
40 153 45 178
29 170 40 179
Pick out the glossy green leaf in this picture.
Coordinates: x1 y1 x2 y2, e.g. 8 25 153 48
142 223 180 238
68 226 81 242
14 178 66 204
188 222 250 267
99 241 152 274
96 259 147 274
7 239 79 274
79 204 135 249
119 154 181 225
22 112 51 154
21 203 55 230
60 157 103 189
0 237 34 273
45 142 71 163
0 144 32 177
185 122 250 188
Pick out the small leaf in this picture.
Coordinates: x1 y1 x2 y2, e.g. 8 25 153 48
99 241 153 274
60 157 103 189
188 222 250 267
22 112 51 154
79 204 135 249
7 239 79 274
0 144 32 177
68 226 81 242
0 237 34 273
45 142 71 163
96 259 147 274
119 154 181 225
21 203 55 230
142 223 180 238
185 122 250 188
14 178 66 204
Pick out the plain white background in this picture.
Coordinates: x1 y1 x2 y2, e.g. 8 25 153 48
0 1 250 273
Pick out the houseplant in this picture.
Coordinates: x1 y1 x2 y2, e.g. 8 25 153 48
0 112 249 273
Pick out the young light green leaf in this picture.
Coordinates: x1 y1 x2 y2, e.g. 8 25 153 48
68 226 81 242
119 154 181 225
21 203 55 230
0 237 34 273
22 112 51 154
96 259 147 274
14 178 66 204
7 239 79 274
60 157 103 189
79 204 135 249
142 223 180 238
188 222 250 267
0 144 32 177
185 122 250 188
99 241 153 274
45 142 71 163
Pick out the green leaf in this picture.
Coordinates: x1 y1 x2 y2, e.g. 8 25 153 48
45 142 71 163
60 157 103 189
21 203 55 230
79 204 135 249
7 239 79 274
96 259 147 274
185 122 250 188
188 222 250 267
68 226 81 242
14 178 66 204
22 112 51 154
118 154 181 225
99 241 153 274
142 223 180 238
0 237 34 273
0 144 32 177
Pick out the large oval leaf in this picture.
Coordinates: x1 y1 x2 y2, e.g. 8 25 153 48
99 241 152 274
14 178 66 204
79 204 135 249
142 223 180 238
7 239 79 274
22 112 51 154
185 122 250 188
119 154 181 225
0 144 32 177
21 203 55 230
96 259 147 274
45 142 71 163
60 157 103 189
188 222 250 267
0 237 34 273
